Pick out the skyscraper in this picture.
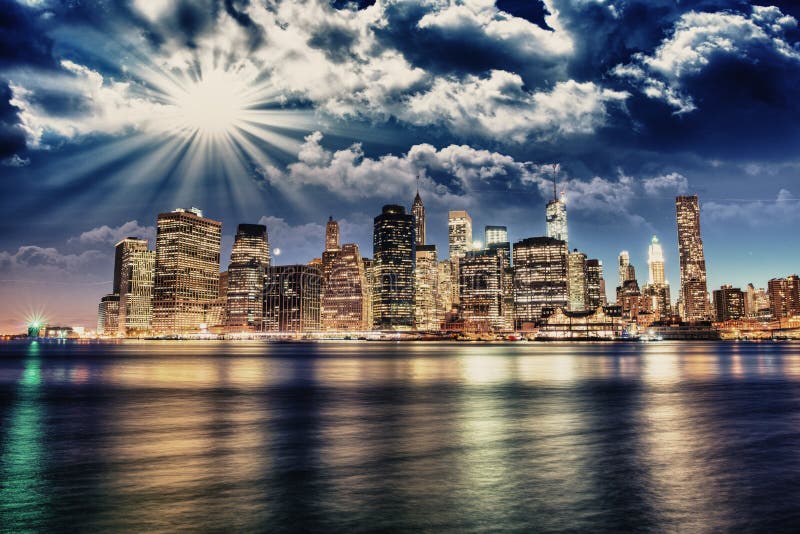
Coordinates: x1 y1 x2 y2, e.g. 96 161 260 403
618 251 635 289
325 216 340 252
485 225 508 247
226 223 270 332
412 188 426 246
460 249 507 331
437 259 453 318
648 235 665 286
152 207 222 335
586 259 605 309
545 192 568 245
414 244 439 331
448 210 472 260
373 205 415 330
512 237 568 327
567 250 588 311
321 243 371 331
116 237 154 336
264 265 322 333
676 195 709 321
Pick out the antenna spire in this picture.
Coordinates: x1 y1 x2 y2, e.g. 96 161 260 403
551 164 558 200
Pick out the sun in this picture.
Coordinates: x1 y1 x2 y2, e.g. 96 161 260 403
173 70 251 136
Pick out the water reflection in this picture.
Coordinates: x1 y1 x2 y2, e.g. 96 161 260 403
0 340 799 531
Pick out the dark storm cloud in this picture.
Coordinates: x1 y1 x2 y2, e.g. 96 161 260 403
0 0 57 69
0 82 27 161
307 23 358 63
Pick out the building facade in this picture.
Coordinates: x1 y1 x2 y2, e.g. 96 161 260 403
768 275 800 320
226 224 270 332
321 243 371 331
115 237 154 336
412 190 426 246
152 208 222 335
512 237 568 327
98 293 120 336
713 285 745 322
586 259 605 309
567 250 588 311
373 205 415 330
485 225 508 247
264 265 322 333
676 195 709 321
414 244 439 331
545 192 568 245
460 249 507 332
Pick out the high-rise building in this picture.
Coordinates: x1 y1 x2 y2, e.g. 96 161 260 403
226 224 270 332
412 189 426 246
373 205 415 330
414 244 439 331
545 192 568 245
618 251 635 289
116 238 154 336
97 293 120 336
448 210 472 260
437 259 453 319
586 259 605 309
485 226 508 247
676 195 709 321
648 235 665 285
264 265 322 333
713 285 745 322
460 249 507 332
512 237 568 327
321 243 371 331
152 208 222 335
768 275 800 320
325 216 340 252
745 283 770 318
567 250 588 311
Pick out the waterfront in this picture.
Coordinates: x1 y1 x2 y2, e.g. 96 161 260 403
1 341 800 531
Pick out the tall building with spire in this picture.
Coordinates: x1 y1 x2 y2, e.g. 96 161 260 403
644 235 671 320
676 195 709 321
545 167 568 245
618 251 635 289
412 182 426 246
325 216 340 252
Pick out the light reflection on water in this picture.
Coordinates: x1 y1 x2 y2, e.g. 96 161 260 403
1 340 800 531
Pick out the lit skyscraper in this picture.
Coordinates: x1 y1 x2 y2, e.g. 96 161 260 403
512 237 568 327
448 210 472 260
485 225 508 247
676 195 709 321
152 207 222 335
264 265 322 333
586 259 605 309
768 275 800 320
713 285 745 322
618 251 635 289
321 243 371 331
412 188 426 246
414 244 439 331
437 259 453 318
546 192 568 245
567 250 588 311
373 205 415 330
116 237 154 336
226 224 270 332
460 249 507 331
648 235 665 285
98 293 120 336
325 216 340 252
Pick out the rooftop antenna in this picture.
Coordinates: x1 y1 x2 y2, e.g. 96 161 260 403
416 173 420 194
551 164 559 200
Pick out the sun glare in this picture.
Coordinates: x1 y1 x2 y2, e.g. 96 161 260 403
174 70 249 136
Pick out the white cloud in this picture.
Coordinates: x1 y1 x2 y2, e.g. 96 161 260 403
401 72 628 142
612 7 800 113
703 189 800 226
642 172 689 196
1 154 30 167
70 220 156 247
0 245 104 278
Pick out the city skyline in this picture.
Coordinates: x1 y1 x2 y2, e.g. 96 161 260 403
2 0 800 331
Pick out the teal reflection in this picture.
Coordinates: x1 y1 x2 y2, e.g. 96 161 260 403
0 342 46 529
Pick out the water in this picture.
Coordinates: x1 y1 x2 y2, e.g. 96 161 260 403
1 340 800 532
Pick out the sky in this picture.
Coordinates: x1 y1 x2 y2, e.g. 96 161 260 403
1 0 800 332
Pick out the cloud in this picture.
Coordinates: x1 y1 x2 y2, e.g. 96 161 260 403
70 220 156 246
703 188 800 226
613 7 800 113
642 172 688 196
0 245 104 278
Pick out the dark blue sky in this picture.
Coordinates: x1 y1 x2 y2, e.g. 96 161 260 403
1 0 799 331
